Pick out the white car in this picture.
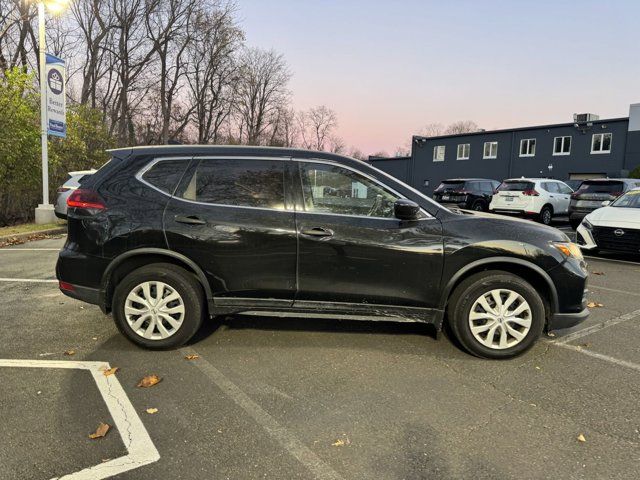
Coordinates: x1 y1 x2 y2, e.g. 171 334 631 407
54 170 96 219
576 188 640 255
489 178 574 225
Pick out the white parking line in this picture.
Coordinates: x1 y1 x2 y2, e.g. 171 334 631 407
0 359 160 479
554 308 640 345
180 347 344 480
585 255 640 266
588 284 640 297
0 278 58 283
553 343 640 372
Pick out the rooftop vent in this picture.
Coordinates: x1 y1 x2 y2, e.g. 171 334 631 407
573 113 599 123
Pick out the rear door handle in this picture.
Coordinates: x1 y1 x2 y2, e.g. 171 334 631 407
301 227 334 237
174 215 206 225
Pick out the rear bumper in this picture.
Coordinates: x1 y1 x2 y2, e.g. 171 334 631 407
59 282 102 306
549 307 590 331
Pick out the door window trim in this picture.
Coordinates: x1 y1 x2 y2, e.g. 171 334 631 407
135 156 194 197
294 158 433 220
137 156 294 213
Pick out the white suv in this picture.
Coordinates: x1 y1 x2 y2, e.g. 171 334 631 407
489 178 574 225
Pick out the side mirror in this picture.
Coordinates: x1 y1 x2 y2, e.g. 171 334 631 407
601 200 611 207
394 199 420 220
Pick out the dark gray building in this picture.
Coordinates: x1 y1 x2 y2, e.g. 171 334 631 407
370 103 640 196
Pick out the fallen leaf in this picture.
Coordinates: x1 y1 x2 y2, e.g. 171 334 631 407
547 332 556 338
137 374 162 388
591 271 605 276
184 354 199 360
587 302 604 308
102 367 118 377
581 342 592 348
331 439 345 447
64 350 75 356
535 366 541 370
577 434 586 443
92 337 98 341
89 423 110 439
145 408 158 414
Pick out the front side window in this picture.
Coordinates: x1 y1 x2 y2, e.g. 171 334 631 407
483 141 498 159
553 136 571 155
519 138 536 157
178 158 285 209
456 143 470 160
433 145 446 162
591 133 612 154
142 159 191 194
299 162 399 218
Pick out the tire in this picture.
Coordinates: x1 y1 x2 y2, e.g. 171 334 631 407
471 201 486 212
538 205 553 225
447 270 545 359
569 218 581 230
112 263 205 349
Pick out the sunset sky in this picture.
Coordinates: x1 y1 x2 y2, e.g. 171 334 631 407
238 0 640 155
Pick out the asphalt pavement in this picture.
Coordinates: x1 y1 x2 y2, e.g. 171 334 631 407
0 234 639 480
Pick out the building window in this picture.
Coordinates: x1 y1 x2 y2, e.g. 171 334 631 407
591 133 612 154
433 145 445 162
483 141 498 159
519 138 536 157
553 136 571 155
456 143 470 160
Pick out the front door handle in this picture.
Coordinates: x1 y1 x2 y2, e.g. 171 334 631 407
174 215 206 225
301 227 334 237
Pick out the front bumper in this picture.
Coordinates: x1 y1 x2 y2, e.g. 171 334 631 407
576 224 598 250
549 307 590 331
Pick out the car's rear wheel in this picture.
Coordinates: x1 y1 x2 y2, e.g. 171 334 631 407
447 271 545 359
539 205 553 225
113 263 204 349
471 200 486 211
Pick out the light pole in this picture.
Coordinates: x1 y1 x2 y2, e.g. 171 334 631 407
35 0 70 224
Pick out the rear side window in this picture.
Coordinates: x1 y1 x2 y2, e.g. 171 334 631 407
435 181 465 192
498 181 534 191
465 181 481 192
543 182 560 193
178 158 285 209
142 159 190 195
576 181 625 194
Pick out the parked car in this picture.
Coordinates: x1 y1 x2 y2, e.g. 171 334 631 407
54 170 95 219
432 178 500 211
568 178 640 229
56 146 588 359
576 188 640 255
489 178 573 225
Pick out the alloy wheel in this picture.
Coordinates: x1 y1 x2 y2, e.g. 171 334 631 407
124 281 185 340
468 289 532 349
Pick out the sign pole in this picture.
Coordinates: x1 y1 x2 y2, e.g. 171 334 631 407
35 2 55 224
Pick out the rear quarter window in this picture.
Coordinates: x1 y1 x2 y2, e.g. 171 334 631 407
141 159 191 195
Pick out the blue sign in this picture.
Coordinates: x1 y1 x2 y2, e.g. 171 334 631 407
45 53 66 138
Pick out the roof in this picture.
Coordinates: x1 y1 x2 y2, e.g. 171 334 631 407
107 144 354 163
413 117 629 141
441 178 498 182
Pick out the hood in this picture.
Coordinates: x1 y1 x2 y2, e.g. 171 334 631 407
585 206 640 228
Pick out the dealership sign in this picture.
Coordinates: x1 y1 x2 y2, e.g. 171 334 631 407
45 53 66 138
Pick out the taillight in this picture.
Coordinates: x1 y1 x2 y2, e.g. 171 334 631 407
67 189 106 210
523 189 539 196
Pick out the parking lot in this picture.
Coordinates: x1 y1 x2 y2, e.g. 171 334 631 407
1 230 639 480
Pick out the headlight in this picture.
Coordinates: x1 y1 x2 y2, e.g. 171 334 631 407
552 241 584 261
581 218 593 230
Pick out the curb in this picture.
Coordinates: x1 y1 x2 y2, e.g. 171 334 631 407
0 226 67 245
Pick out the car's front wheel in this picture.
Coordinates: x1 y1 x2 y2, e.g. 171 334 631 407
447 271 545 359
538 206 553 225
112 263 205 349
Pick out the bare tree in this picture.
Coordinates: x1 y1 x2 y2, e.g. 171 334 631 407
444 120 480 135
298 105 337 151
328 135 346 154
235 47 290 145
419 122 445 137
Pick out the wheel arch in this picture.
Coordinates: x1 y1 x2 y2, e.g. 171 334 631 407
101 248 213 314
440 257 559 324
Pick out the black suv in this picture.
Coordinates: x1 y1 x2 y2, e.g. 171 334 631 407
57 146 589 359
569 179 640 229
432 178 500 211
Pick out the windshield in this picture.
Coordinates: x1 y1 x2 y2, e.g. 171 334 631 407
576 180 624 194
498 181 534 192
611 190 640 208
435 181 465 192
